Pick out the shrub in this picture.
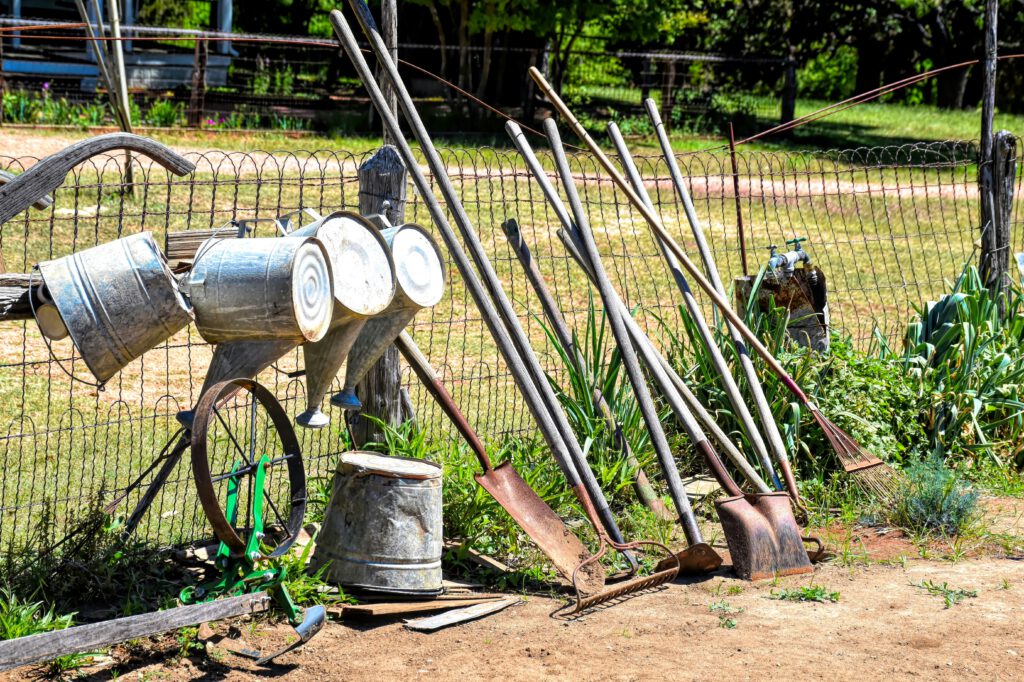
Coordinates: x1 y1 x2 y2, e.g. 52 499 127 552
145 98 184 127
892 455 979 535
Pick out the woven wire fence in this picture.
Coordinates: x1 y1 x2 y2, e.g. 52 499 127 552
0 137 1013 559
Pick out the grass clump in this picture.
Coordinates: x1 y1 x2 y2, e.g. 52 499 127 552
912 579 978 608
0 588 74 640
769 584 840 603
892 456 980 536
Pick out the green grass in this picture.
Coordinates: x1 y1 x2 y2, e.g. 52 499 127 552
769 584 841 603
912 579 978 608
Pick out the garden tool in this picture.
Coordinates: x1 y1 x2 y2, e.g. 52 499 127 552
506 120 771 494
396 331 604 593
539 117 722 574
501 218 673 520
332 221 445 411
532 69 901 504
643 100 800 499
179 453 325 665
606 121 783 491
334 4 681 609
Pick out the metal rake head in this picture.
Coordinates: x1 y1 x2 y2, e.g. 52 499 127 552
569 539 679 614
812 408 904 505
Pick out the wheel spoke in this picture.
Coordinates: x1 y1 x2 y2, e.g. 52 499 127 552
248 399 258 465
264 487 288 530
212 406 249 463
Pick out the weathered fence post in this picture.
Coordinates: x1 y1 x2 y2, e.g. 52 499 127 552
980 131 1017 299
188 39 208 128
659 57 676 133
780 56 797 127
348 145 408 447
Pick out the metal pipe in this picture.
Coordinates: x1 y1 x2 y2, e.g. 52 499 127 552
505 121 769 493
606 121 782 490
643 98 800 499
543 117 703 544
330 6 629 548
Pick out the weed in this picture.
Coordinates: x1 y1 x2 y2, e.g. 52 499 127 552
46 651 97 676
912 579 978 608
709 599 743 629
770 584 840 603
0 588 74 640
273 533 353 608
892 456 980 536
999 578 1012 590
175 627 204 658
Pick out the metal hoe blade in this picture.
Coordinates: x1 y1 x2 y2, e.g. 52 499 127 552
254 605 326 665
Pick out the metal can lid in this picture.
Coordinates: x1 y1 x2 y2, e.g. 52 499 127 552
338 451 442 479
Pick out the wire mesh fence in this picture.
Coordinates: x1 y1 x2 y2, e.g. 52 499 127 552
0 19 788 132
0 136 1016 562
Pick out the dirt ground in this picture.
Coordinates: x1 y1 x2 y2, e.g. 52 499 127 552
6 520 1024 682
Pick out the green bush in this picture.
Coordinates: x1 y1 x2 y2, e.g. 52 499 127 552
892 455 979 535
145 98 184 127
798 45 857 100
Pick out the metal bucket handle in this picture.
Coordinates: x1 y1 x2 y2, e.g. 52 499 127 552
28 268 107 390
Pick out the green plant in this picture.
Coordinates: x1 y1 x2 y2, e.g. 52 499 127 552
175 626 204 658
769 584 840 603
0 588 74 640
709 599 743 629
145 98 184 127
892 455 979 536
912 579 977 608
272 534 352 608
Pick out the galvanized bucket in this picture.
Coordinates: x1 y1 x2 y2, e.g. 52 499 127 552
37 232 193 382
185 236 334 344
311 451 443 595
291 212 396 428
332 223 445 410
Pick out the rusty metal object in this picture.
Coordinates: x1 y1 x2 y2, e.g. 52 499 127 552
311 451 444 595
332 221 444 411
185 236 334 344
396 331 605 595
190 378 306 557
292 211 396 428
735 267 830 352
37 232 193 382
698 441 813 581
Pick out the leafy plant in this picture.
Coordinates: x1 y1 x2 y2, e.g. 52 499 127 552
769 584 840 603
0 588 74 640
892 455 979 536
709 599 743 628
272 533 352 608
912 579 977 608
145 99 184 127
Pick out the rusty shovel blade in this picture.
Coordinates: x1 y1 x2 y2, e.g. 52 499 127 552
657 542 724 575
475 462 605 595
715 492 813 581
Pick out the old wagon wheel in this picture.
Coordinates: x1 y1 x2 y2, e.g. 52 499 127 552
190 378 306 558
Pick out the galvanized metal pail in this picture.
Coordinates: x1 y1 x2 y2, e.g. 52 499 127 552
291 212 396 428
37 231 193 382
185 236 334 344
311 451 443 594
331 223 445 410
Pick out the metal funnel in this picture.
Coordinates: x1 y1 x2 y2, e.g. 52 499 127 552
291 212 396 428
331 223 445 410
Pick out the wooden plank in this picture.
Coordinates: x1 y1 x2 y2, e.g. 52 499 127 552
330 596 502 618
164 227 241 264
352 592 506 604
403 597 522 632
0 592 272 672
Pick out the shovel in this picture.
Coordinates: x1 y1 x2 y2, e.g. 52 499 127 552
395 331 605 594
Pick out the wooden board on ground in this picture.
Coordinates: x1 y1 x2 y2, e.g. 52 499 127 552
330 596 504 618
404 597 522 632
0 592 272 672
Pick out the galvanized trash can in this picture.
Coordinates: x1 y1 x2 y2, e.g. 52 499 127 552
312 451 443 595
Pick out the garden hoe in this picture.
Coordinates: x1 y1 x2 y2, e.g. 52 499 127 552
531 68 902 506
541 117 722 575
396 330 604 593
332 3 680 611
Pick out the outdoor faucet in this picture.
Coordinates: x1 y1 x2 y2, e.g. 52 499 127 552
766 237 812 279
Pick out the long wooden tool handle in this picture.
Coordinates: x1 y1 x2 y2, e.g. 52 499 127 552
395 331 493 472
528 67 810 406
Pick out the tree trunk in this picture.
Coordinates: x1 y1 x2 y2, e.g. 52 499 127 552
349 146 408 447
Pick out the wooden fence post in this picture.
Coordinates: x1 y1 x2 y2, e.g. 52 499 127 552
980 130 1018 299
188 39 208 127
659 57 676 133
780 56 797 128
349 145 408 447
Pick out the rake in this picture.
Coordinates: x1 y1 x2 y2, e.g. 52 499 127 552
529 68 902 505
